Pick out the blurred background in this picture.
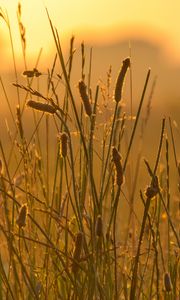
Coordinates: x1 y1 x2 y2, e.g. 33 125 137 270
0 0 180 155
0 0 180 106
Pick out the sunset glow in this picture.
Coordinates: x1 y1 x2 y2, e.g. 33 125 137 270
0 0 180 70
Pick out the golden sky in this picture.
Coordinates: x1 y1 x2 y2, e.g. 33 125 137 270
0 0 180 70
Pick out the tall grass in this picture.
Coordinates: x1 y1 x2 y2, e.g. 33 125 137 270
0 4 179 300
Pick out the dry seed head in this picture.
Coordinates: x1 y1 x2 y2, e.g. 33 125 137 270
95 215 103 237
73 231 83 257
18 2 21 17
16 204 27 229
0 8 7 22
27 100 56 114
145 186 156 199
16 105 24 139
23 68 41 78
33 68 42 77
145 175 159 199
164 272 172 292
60 132 68 158
18 7 26 51
23 70 34 77
72 231 84 273
114 57 130 103
78 80 92 116
112 146 121 163
112 147 124 186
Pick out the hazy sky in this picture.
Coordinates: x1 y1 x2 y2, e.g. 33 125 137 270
0 0 180 69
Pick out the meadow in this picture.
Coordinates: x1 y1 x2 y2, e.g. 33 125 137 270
0 5 179 300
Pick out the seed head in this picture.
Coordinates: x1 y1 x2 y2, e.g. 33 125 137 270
60 132 68 158
23 68 41 78
164 272 172 293
145 176 159 199
72 231 84 273
78 80 92 116
112 147 124 186
95 215 103 237
114 57 130 103
16 204 27 229
16 105 24 139
27 100 56 114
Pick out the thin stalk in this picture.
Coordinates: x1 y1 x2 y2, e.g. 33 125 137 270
0 254 16 300
153 118 166 174
99 102 119 208
123 69 151 172
46 10 88 159
0 141 15 228
130 195 151 300
165 138 171 269
0 77 17 127
108 69 151 233
158 189 180 247
113 187 121 300
168 117 178 168
88 85 99 211
130 117 165 299
55 111 83 230
1 227 39 300
6 12 20 107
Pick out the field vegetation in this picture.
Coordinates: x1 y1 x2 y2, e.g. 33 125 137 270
0 4 179 299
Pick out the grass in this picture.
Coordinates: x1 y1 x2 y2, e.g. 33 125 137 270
0 4 179 300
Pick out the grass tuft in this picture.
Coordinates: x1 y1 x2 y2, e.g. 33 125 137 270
0 4 179 299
